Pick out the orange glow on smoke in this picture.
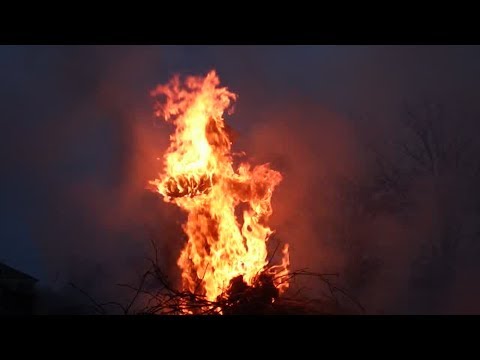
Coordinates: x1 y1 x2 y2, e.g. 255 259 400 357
149 70 289 303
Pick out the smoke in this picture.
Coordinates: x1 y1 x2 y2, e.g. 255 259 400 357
235 98 390 310
2 45 480 313
0 46 171 308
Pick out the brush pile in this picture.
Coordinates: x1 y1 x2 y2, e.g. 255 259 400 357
112 260 365 315
71 238 364 315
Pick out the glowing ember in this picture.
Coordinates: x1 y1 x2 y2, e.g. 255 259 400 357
149 70 289 304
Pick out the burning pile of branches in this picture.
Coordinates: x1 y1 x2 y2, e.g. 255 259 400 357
70 71 365 315
129 268 364 315
70 237 364 315
95 238 363 315
147 70 291 304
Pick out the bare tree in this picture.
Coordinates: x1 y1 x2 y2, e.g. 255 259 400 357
369 102 480 312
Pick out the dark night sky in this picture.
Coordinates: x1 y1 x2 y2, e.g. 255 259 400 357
2 45 480 311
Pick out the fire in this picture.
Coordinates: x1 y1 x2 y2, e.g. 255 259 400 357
149 70 289 304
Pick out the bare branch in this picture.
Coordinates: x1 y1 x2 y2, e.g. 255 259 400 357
68 282 106 315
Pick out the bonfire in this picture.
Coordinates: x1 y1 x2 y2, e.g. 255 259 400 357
141 71 362 315
71 71 364 315
147 70 289 313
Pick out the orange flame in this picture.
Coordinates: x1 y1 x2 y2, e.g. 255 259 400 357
149 70 289 303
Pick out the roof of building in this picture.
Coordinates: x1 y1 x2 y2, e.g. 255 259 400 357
0 262 38 282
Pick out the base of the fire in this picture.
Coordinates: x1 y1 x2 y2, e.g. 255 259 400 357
219 273 281 315
93 263 365 315
69 259 365 315
69 242 364 315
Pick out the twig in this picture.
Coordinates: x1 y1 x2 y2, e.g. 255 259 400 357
68 282 106 315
